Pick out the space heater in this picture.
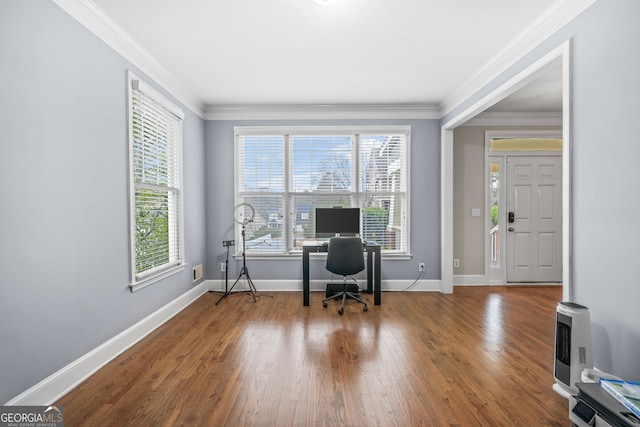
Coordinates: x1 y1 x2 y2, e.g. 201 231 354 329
554 302 593 396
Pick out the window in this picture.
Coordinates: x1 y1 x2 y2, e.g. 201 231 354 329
128 73 185 291
235 126 410 255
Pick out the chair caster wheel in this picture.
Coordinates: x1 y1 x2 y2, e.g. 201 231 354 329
338 308 344 315
363 306 368 312
323 301 327 308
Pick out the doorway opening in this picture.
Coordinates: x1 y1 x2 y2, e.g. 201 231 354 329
485 131 563 284
441 40 572 301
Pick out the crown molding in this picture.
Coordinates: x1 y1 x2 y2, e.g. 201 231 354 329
52 0 205 118
51 0 437 122
52 0 593 122
439 0 597 117
463 111 562 127
204 104 440 121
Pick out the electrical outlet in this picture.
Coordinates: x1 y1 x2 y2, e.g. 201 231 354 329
453 259 460 268
418 262 425 272
220 262 226 272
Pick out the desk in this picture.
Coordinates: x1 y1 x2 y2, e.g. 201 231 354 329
302 242 381 306
570 382 639 427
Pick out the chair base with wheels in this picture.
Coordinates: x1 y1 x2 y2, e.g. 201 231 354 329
322 284 368 315
322 236 369 315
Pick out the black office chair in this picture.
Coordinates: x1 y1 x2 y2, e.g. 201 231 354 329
322 237 368 315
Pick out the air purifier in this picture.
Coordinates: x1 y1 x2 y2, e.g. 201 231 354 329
554 302 593 396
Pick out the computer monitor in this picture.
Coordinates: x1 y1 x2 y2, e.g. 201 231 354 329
315 207 360 238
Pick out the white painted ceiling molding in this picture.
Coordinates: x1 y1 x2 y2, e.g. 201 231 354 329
463 112 562 127
53 0 594 121
439 0 597 117
52 0 205 118
204 104 440 121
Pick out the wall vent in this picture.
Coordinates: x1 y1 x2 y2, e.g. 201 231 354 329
192 264 204 283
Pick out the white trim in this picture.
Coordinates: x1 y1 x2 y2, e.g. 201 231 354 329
53 0 593 121
561 46 572 302
205 104 440 120
443 44 571 129
129 72 185 119
440 0 596 116
130 263 186 293
128 72 186 291
453 275 488 286
235 126 411 256
385 280 441 292
5 281 210 406
235 125 412 136
441 129 455 294
464 112 562 127
52 0 204 117
441 41 573 304
231 253 413 261
209 279 442 292
485 130 563 141
453 279 562 287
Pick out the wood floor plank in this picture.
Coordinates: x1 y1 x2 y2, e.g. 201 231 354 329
58 286 569 426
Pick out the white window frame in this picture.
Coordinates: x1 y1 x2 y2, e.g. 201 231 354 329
234 125 411 257
127 72 185 291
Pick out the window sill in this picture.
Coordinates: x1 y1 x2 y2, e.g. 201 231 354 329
130 263 186 292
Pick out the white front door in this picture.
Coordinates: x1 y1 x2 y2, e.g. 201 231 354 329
506 156 562 282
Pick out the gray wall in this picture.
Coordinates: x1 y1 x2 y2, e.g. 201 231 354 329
445 0 640 380
205 119 441 284
0 1 207 403
3 0 638 405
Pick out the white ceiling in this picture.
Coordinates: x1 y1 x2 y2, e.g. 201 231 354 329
487 57 563 113
92 0 562 111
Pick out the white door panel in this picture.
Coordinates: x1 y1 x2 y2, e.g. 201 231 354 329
514 232 531 268
539 233 556 267
507 156 562 282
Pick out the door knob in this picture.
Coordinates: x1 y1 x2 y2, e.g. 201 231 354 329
508 227 515 232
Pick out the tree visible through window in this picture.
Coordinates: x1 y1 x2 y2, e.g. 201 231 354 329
128 73 185 290
235 127 409 255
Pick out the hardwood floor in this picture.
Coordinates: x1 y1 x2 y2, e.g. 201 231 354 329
58 287 569 426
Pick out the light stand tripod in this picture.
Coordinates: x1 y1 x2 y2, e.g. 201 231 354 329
215 220 257 305
211 239 234 298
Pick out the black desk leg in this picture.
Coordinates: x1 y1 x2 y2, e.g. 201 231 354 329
302 248 310 306
366 252 373 294
374 248 381 305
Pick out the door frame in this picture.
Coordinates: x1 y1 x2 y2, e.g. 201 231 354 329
484 130 563 284
441 40 572 301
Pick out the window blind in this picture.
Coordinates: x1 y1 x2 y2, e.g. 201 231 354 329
235 127 409 255
129 74 184 288
236 135 284 253
360 134 407 252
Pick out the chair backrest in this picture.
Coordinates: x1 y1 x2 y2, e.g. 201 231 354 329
326 237 365 277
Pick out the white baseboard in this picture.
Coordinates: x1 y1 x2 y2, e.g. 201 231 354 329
453 275 487 286
453 276 563 286
6 281 210 406
382 279 442 292
208 278 443 292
